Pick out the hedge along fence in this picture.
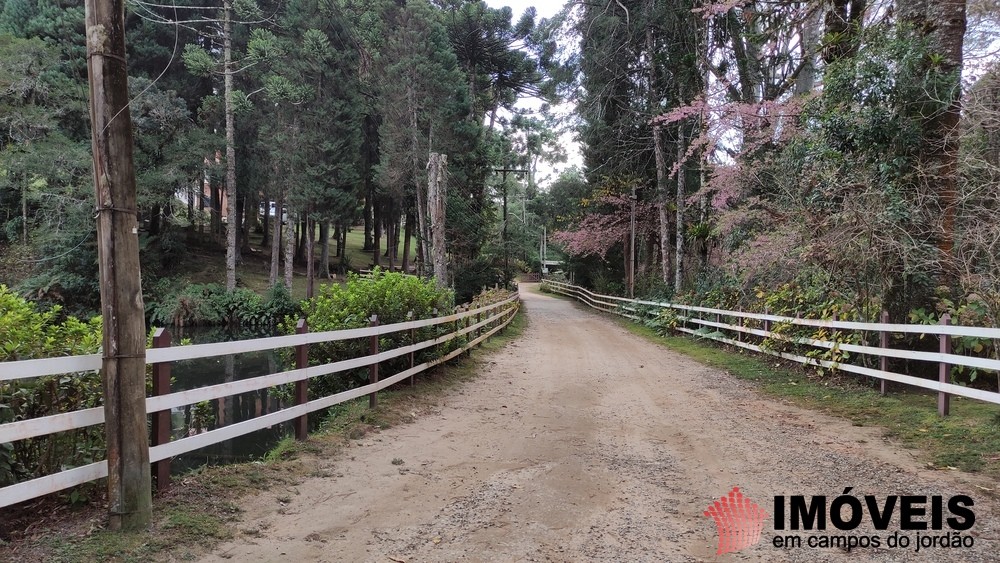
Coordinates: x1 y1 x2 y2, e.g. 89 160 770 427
0 293 520 510
544 280 1000 415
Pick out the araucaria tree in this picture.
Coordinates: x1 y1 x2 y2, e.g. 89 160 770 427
557 0 992 331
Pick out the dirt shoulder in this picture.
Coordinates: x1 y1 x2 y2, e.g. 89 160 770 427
187 286 998 562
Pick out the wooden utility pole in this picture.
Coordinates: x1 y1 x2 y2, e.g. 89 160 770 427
629 184 637 298
494 166 528 286
85 0 153 530
427 153 449 288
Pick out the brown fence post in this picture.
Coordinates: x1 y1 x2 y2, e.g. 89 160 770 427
369 315 379 409
407 311 415 386
294 319 309 440
432 308 439 357
938 314 951 416
454 308 461 354
831 312 839 357
151 328 172 494
763 307 772 336
879 311 889 395
463 307 472 357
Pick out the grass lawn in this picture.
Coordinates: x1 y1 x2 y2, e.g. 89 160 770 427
342 226 418 271
173 226 418 302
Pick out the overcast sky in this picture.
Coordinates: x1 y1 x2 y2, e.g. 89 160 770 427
484 0 583 187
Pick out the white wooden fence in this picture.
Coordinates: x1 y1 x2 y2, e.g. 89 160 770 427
544 280 1000 411
0 294 519 509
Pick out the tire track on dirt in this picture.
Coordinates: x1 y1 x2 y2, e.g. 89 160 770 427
197 286 999 562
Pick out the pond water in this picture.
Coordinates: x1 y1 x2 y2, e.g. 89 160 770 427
162 326 295 475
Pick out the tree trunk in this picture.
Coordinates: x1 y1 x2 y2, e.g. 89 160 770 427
294 219 306 264
796 5 823 96
727 10 760 103
427 153 448 288
675 126 686 294
149 205 160 236
394 210 403 263
320 221 330 278
187 181 194 222
306 214 315 299
84 0 152 528
899 0 965 274
387 206 396 272
653 124 672 285
416 232 424 275
210 181 221 235
644 233 656 276
363 189 373 251
261 196 271 247
646 22 672 287
234 195 243 262
283 212 294 290
823 0 867 65
362 114 376 252
334 222 342 257
223 0 237 291
341 224 348 269
402 211 413 274
410 87 431 274
241 193 254 254
269 188 282 286
372 199 382 268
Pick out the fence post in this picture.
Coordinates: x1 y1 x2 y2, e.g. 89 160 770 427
407 311 415 386
463 307 472 357
454 308 461 355
879 311 889 395
432 308 439 357
294 319 309 441
938 314 951 416
763 307 771 334
831 312 839 353
369 315 379 409
151 328 172 494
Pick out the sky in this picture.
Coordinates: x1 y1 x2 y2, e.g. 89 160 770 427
484 0 583 187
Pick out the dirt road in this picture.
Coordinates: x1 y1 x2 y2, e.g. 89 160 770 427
198 286 999 562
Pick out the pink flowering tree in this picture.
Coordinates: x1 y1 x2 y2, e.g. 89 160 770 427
551 193 659 260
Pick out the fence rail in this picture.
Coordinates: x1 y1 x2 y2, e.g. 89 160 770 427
0 294 519 510
544 280 1000 412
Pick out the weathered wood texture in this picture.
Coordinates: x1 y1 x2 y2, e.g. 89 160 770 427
84 0 152 530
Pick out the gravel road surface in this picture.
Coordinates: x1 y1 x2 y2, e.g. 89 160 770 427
198 285 999 562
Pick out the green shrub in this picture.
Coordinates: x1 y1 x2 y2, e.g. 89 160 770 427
0 285 104 487
293 269 453 397
1 285 102 361
453 256 504 304
147 283 228 327
147 283 298 329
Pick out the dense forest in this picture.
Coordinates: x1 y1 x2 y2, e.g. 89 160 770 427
555 0 1000 335
0 0 569 319
2 0 999 334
